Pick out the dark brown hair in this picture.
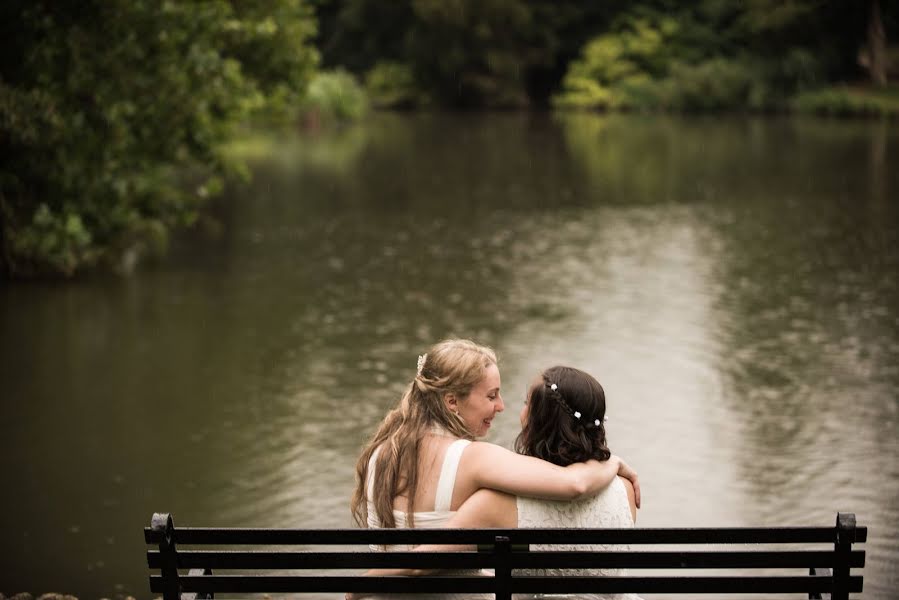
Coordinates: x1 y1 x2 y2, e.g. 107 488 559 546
514 366 611 466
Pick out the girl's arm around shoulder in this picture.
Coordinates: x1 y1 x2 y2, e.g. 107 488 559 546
446 488 516 529
345 489 516 591
404 490 516 572
617 458 641 508
404 489 517 567
462 441 625 501
619 475 638 524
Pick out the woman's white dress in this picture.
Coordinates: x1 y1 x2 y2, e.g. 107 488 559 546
515 476 643 600
365 438 489 599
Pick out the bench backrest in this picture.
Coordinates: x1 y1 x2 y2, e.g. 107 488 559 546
145 512 865 600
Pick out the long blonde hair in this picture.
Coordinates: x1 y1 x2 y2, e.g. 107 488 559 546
351 339 497 528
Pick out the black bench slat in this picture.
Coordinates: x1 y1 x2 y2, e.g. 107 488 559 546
517 575 864 594
180 569 211 600
154 575 491 594
514 550 866 570
151 574 863 594
147 548 865 570
146 512 866 599
148 550 494 570
144 525 866 545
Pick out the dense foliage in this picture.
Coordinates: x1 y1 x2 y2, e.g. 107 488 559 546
0 0 318 277
314 0 629 108
2 0 896 278
553 2 874 111
314 0 897 110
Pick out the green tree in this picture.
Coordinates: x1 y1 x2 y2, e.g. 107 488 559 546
223 0 320 120
521 1 631 106
314 0 631 108
554 0 898 112
0 0 318 278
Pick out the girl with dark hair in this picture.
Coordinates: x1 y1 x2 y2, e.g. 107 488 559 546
515 366 615 469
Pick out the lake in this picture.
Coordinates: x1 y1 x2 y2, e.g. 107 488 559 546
0 112 896 599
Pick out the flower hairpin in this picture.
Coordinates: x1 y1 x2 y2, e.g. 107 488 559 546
550 383 558 391
416 354 427 377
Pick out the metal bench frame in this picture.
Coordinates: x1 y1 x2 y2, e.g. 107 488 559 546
146 511 865 600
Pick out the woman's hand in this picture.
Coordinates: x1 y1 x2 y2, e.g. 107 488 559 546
614 456 641 509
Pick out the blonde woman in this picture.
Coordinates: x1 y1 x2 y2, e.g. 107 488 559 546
351 341 640 555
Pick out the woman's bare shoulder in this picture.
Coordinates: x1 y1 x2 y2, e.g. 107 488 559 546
466 440 500 450
456 440 508 465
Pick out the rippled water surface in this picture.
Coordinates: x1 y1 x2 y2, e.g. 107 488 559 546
1 113 897 598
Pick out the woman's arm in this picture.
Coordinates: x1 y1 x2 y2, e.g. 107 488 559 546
346 489 516 594
620 475 638 523
462 442 640 506
617 459 641 508
395 490 517 566
442 488 516 529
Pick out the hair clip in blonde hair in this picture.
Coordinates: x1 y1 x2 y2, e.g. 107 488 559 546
416 354 427 376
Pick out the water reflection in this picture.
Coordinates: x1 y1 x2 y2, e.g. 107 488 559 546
0 112 896 599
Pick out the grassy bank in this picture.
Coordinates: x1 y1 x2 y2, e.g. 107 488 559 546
793 84 899 117
0 594 141 600
1 595 80 600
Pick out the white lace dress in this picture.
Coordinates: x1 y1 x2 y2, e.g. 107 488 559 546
515 476 643 600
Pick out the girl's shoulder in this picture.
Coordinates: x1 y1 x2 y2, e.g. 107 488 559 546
464 440 509 456
452 441 506 488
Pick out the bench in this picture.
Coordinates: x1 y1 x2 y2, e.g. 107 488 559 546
145 511 865 599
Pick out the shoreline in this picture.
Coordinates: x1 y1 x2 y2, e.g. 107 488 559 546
1 594 142 600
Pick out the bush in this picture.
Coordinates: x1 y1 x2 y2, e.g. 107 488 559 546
657 58 759 111
793 86 899 117
551 4 839 114
304 70 368 122
552 15 678 110
365 62 427 109
551 77 619 110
